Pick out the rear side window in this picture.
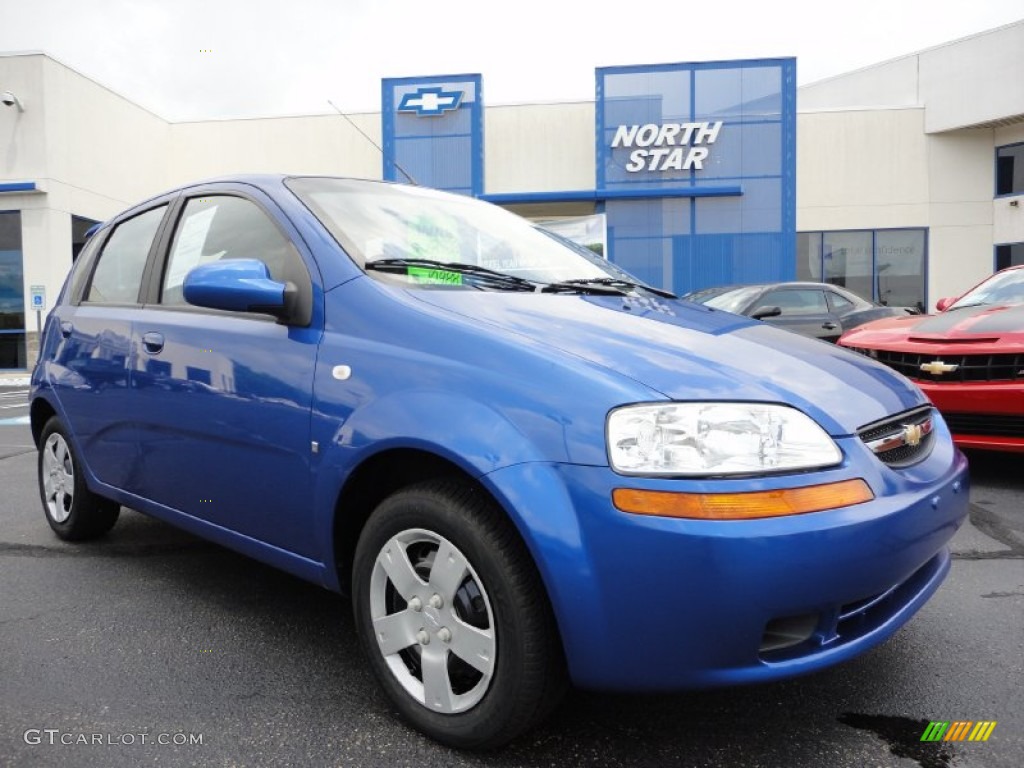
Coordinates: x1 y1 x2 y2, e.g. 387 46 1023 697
161 196 307 306
827 291 855 312
86 206 166 304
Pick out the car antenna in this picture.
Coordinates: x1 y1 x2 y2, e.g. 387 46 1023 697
326 99 419 186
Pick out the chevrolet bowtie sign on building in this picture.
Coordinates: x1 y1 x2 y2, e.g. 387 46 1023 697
383 75 484 196
396 87 464 116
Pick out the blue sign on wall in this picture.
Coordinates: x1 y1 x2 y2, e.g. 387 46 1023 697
382 74 484 196
596 59 796 295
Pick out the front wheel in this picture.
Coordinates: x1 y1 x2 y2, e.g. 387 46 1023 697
352 480 566 749
38 416 120 541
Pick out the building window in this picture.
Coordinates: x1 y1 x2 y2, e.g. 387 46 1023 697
0 211 26 369
71 215 100 262
996 242 1024 270
799 228 926 312
996 143 1024 196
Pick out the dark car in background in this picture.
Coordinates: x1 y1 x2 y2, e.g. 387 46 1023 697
684 282 916 342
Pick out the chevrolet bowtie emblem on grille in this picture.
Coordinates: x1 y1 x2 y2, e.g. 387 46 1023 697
920 360 959 375
902 423 924 447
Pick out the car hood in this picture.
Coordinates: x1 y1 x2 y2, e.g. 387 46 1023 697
410 291 926 436
841 303 1024 349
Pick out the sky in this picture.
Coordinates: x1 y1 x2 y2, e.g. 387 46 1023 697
0 0 1022 122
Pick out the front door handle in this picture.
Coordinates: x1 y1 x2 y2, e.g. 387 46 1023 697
142 331 165 354
822 322 838 330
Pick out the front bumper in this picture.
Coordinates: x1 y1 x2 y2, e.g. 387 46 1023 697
483 429 969 691
917 380 1024 452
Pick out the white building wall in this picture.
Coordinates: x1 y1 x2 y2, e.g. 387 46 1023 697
925 129 996 303
796 108 930 231
0 54 49 182
798 57 920 112
167 113 382 187
798 21 1024 134
485 102 595 193
920 23 1024 133
41 56 170 212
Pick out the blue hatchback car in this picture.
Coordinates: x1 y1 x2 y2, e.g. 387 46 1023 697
31 176 969 748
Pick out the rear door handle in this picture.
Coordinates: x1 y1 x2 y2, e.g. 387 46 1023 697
60 321 73 338
142 331 165 354
822 322 838 330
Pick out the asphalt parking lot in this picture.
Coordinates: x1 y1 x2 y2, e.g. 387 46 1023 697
0 384 1021 768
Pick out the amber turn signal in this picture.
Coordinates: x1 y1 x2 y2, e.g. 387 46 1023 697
612 478 874 520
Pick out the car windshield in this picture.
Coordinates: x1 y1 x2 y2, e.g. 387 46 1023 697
701 286 764 314
949 269 1024 309
286 177 615 286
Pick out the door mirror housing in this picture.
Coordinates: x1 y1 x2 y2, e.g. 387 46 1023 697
750 305 782 320
934 296 956 312
183 259 293 321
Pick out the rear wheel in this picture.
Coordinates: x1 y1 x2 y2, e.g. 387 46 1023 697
38 417 120 541
352 480 565 749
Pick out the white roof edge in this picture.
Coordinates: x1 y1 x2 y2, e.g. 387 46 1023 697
796 104 924 115
0 48 170 122
799 18 1024 91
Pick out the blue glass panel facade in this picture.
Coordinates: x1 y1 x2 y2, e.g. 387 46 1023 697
597 60 796 295
0 210 26 369
382 74 483 196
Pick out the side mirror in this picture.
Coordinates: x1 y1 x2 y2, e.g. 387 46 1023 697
750 306 782 320
184 259 291 320
934 296 956 312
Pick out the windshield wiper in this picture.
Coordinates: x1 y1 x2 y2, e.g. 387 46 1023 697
544 277 676 299
364 258 537 291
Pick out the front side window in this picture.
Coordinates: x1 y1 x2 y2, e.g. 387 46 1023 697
996 143 1024 196
86 206 166 304
162 196 307 305
756 289 828 315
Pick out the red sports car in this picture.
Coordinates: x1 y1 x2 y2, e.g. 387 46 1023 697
839 266 1024 453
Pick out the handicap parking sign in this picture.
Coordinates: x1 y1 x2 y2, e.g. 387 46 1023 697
30 285 46 311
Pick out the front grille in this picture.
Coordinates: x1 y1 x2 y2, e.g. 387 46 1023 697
943 412 1024 438
857 405 936 467
853 349 1024 383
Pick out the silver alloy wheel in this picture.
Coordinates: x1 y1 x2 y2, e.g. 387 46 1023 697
42 433 75 524
369 528 496 714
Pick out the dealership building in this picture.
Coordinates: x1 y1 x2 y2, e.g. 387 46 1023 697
1 20 1022 370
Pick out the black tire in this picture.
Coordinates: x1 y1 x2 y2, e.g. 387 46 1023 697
352 479 566 749
38 416 120 541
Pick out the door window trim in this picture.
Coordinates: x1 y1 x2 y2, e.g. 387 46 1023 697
76 200 175 307
143 187 315 327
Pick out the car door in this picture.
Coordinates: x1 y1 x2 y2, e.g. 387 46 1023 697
129 185 322 558
750 288 841 341
50 201 172 490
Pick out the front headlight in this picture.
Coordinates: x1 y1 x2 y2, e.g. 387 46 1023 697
607 402 842 476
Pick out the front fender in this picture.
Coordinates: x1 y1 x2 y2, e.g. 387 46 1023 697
309 390 557 586
478 461 608 686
